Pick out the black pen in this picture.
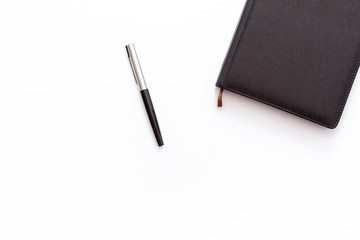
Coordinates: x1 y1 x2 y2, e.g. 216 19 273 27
125 43 164 146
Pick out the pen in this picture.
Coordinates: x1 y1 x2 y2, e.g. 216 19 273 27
125 43 164 146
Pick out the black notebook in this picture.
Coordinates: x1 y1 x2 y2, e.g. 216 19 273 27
216 0 360 128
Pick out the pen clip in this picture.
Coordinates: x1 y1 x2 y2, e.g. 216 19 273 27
125 43 147 91
129 57 139 85
126 46 138 85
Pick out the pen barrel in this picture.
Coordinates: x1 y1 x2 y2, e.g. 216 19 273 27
140 89 164 146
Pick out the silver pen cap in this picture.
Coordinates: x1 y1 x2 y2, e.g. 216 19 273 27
125 43 148 91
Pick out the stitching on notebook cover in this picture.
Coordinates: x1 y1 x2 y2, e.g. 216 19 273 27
222 86 334 128
217 0 256 87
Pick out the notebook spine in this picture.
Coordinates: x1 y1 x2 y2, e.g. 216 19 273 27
216 0 255 88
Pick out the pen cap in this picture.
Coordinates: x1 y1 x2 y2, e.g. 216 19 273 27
125 43 147 91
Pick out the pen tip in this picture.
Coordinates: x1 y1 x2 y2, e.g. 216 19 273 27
157 137 164 147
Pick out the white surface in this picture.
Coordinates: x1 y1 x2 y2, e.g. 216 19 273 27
0 0 359 239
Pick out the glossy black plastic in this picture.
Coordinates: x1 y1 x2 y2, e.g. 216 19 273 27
140 89 164 146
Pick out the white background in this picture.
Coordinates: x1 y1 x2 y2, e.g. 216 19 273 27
0 0 359 239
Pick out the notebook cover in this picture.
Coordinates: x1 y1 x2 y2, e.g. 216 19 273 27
216 0 360 128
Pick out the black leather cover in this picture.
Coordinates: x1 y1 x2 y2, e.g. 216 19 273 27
216 0 360 128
